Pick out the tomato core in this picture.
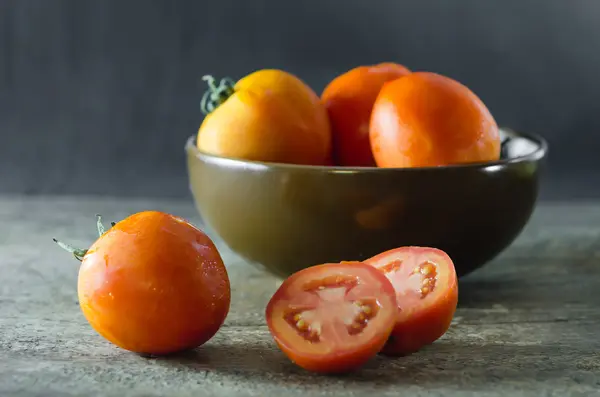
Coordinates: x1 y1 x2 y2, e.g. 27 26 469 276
381 259 439 310
278 274 384 348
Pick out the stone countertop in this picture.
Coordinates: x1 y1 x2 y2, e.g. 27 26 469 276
1 195 599 397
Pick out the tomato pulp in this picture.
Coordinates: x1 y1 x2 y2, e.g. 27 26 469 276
365 247 458 356
266 262 397 373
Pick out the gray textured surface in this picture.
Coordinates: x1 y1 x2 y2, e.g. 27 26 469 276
1 195 600 396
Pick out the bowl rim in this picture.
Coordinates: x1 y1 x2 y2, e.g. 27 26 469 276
186 128 548 173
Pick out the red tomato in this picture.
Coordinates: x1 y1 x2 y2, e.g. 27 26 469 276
266 262 397 373
365 247 458 356
321 62 411 166
369 72 500 168
55 212 231 355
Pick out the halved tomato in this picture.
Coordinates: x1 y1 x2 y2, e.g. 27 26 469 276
365 247 458 356
266 262 397 373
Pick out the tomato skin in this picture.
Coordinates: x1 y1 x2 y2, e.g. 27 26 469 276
382 290 457 356
365 247 458 356
370 71 500 168
197 69 332 166
272 334 386 374
266 262 397 373
78 211 231 355
321 63 410 166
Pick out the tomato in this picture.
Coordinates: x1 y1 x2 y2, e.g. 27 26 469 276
370 71 500 168
365 246 458 356
266 262 397 373
321 62 410 166
54 212 231 355
197 69 332 166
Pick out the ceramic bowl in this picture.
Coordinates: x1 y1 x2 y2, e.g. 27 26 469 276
186 129 547 278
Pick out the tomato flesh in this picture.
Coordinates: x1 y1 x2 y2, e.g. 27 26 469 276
266 262 397 373
365 247 458 356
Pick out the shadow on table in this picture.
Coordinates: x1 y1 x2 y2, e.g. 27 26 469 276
456 278 521 308
149 339 583 388
457 272 600 309
454 252 600 309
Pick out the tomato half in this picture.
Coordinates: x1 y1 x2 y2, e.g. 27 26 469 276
266 262 397 373
365 247 458 356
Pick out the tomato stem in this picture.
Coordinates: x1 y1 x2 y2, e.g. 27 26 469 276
200 75 236 115
53 214 117 262
96 214 105 237
52 238 88 262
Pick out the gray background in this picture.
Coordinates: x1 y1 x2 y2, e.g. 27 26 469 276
1 0 598 199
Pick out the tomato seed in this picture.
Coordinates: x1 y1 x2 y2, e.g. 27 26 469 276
296 319 308 330
415 261 438 298
421 262 435 275
380 259 403 274
344 300 379 336
285 312 322 342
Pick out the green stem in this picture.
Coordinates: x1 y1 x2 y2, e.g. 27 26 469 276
96 214 105 237
53 214 117 262
52 238 88 262
200 75 236 115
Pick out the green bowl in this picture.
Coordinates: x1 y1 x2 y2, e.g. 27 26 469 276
186 129 547 278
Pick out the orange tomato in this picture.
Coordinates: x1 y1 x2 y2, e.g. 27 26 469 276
365 246 458 356
197 69 332 166
322 63 410 166
370 71 500 168
54 212 230 355
266 262 398 373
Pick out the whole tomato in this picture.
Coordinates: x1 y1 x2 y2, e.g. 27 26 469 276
370 71 500 168
197 69 332 166
54 212 230 355
321 63 410 166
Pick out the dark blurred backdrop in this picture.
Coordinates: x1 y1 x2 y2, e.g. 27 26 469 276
1 0 598 199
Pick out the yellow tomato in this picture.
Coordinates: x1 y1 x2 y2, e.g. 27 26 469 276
197 69 332 165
